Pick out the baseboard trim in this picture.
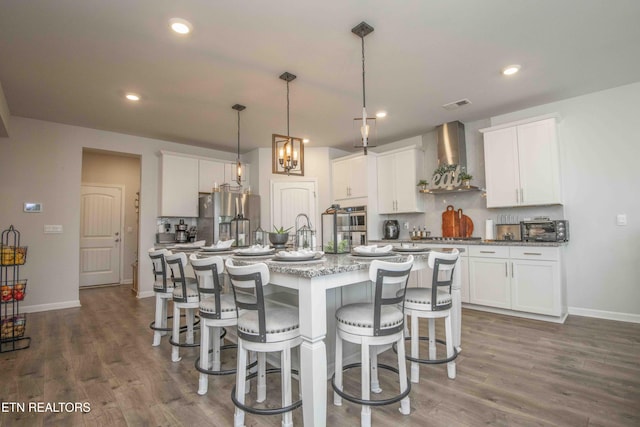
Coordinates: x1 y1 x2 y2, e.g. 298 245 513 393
121 279 133 285
137 290 155 299
19 300 82 314
462 303 568 324
568 306 640 324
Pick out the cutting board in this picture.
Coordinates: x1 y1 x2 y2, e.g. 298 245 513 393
442 205 458 237
442 205 474 238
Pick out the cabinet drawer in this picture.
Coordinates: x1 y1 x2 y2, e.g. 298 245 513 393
469 246 509 258
510 246 559 261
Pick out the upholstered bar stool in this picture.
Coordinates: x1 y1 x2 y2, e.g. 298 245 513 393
401 249 459 383
148 248 175 346
332 255 414 427
165 252 200 362
225 258 302 427
189 254 239 395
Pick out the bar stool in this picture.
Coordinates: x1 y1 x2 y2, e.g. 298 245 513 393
189 254 239 395
148 248 174 346
401 249 459 383
332 255 414 427
225 258 302 427
165 252 200 362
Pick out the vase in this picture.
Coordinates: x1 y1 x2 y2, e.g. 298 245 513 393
268 232 289 249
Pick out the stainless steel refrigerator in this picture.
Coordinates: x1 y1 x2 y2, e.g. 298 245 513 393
197 192 260 246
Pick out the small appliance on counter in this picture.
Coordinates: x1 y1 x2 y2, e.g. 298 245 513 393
521 218 569 242
175 219 189 243
383 220 399 239
495 224 522 241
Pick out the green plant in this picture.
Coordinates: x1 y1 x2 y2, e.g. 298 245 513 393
272 225 293 234
459 172 473 180
417 179 429 187
433 163 458 176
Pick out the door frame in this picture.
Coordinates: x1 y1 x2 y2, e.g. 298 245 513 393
80 183 125 287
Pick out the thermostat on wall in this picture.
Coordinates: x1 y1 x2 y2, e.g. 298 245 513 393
24 202 43 213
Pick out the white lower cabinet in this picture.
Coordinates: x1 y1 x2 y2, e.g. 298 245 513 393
469 245 563 317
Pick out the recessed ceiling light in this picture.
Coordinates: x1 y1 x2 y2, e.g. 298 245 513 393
125 93 141 101
376 111 387 118
303 138 310 144
502 64 521 76
169 18 193 35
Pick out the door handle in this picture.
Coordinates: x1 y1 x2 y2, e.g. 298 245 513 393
511 262 513 278
516 189 519 203
115 238 120 242
505 262 508 277
114 232 120 236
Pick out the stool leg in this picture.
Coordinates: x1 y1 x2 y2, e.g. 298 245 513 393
186 308 195 345
333 331 343 406
257 352 266 403
397 333 411 415
281 345 293 427
234 340 247 427
212 326 221 372
428 318 436 360
152 295 163 346
445 314 456 379
198 321 210 395
370 346 382 393
172 304 181 362
410 312 420 383
361 342 371 427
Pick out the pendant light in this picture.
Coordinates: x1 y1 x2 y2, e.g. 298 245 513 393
272 72 304 176
352 21 376 155
232 104 245 185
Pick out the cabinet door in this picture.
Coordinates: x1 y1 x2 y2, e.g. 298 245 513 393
484 127 520 208
160 154 198 217
469 257 511 309
511 259 561 315
332 159 351 200
348 155 368 199
394 149 420 212
377 154 396 213
460 257 470 303
199 159 225 193
517 119 561 205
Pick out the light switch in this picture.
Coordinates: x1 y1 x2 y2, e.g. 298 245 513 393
44 224 63 233
616 214 627 226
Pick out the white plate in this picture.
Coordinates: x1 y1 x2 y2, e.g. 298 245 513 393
350 250 394 257
392 245 430 252
201 246 234 252
234 249 275 256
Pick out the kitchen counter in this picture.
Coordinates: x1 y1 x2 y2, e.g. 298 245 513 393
372 239 567 247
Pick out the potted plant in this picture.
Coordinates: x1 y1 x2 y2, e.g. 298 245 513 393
459 171 473 187
269 225 292 248
416 179 429 191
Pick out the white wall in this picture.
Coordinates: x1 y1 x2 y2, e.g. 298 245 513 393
0 116 238 310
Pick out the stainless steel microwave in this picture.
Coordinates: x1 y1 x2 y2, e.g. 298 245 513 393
520 219 569 242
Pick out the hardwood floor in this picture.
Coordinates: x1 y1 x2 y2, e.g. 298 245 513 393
1 285 639 426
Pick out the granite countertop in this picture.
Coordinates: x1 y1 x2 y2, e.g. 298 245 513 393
371 239 567 247
224 252 433 279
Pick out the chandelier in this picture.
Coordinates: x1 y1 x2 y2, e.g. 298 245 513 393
232 104 245 186
352 21 376 155
272 71 304 176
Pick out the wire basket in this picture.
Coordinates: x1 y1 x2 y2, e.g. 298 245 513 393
1 280 27 303
1 314 26 340
0 246 28 265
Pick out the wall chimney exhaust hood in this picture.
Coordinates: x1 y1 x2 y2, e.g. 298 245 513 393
437 121 466 168
420 120 483 194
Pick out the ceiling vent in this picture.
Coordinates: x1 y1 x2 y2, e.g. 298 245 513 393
442 98 472 110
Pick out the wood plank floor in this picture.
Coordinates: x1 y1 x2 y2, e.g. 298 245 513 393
1 284 639 426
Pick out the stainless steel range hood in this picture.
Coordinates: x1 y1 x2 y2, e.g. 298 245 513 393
436 121 466 168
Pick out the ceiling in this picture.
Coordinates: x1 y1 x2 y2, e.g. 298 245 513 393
1 0 639 154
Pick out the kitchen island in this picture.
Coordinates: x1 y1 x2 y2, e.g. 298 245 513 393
229 251 462 427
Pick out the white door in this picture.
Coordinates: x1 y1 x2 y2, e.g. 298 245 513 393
271 180 317 242
80 185 122 287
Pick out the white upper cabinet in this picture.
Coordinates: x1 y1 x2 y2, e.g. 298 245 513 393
376 146 424 214
160 152 199 217
331 154 369 201
481 116 562 208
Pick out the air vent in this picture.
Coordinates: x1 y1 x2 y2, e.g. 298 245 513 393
442 98 472 110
